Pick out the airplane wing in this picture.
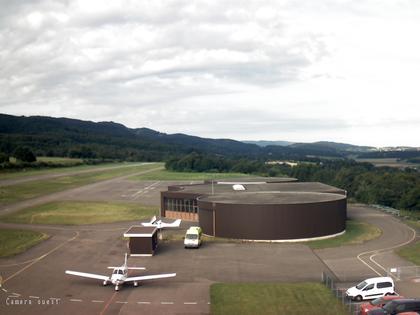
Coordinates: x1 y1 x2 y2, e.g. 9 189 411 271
160 219 181 228
65 270 110 281
141 216 157 226
125 273 176 283
107 267 146 270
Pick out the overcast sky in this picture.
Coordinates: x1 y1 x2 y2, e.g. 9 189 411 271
1 0 419 147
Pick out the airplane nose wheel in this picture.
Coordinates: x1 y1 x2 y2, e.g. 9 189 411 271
134 281 138 287
103 280 108 286
115 285 120 291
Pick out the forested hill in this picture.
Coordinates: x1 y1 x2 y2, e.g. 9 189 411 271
0 114 263 160
1 114 417 162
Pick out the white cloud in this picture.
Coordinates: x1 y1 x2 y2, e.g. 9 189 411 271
0 0 419 147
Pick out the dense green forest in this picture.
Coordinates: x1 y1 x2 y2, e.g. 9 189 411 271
3 114 419 165
165 153 420 211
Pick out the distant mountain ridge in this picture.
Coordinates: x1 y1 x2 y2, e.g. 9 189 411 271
0 114 418 161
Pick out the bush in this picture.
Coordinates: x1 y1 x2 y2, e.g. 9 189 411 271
13 147 36 163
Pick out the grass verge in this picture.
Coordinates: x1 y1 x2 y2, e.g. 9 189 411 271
210 282 349 315
0 163 162 205
129 169 250 181
0 228 49 257
397 241 420 265
0 201 158 225
306 220 382 249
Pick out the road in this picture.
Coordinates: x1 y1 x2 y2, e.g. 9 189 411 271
0 168 418 314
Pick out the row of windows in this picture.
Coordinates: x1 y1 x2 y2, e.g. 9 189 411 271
164 198 198 213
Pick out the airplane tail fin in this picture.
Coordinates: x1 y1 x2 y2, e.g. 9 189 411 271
124 253 128 267
149 215 157 224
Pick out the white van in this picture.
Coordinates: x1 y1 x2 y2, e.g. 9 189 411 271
346 277 395 301
184 227 202 248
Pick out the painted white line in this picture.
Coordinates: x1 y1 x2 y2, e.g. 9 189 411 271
116 301 128 304
29 296 40 299
70 299 83 302
1 288 7 293
137 301 151 304
356 217 417 279
161 302 174 305
10 293 20 297
92 300 104 303
184 302 197 305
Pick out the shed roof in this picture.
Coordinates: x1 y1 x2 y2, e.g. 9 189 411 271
124 226 157 237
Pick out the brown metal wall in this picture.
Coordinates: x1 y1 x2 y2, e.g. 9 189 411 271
198 207 214 236
128 233 158 255
198 198 347 240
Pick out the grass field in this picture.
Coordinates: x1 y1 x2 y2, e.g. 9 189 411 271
129 169 250 181
356 158 419 168
306 220 382 249
0 201 158 225
0 163 162 205
0 161 156 180
210 282 349 315
0 228 49 257
397 241 420 265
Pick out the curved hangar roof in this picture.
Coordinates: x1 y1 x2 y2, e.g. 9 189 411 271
198 191 346 205
161 179 347 242
197 191 347 241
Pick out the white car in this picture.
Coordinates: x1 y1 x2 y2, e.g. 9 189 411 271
346 277 395 301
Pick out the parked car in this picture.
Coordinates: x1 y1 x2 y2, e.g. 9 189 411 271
184 226 202 248
367 299 420 314
346 277 395 301
360 296 404 315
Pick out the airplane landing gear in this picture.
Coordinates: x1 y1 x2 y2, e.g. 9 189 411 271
115 285 120 291
134 281 138 287
103 280 108 286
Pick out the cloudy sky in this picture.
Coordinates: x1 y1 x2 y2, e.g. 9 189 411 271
1 0 419 147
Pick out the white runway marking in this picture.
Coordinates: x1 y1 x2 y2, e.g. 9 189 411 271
70 299 83 302
1 288 8 293
184 302 197 305
29 295 40 299
137 301 151 304
116 301 128 304
161 301 174 305
92 300 104 303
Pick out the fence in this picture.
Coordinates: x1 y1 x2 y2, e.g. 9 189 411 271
321 271 361 315
370 204 400 217
388 266 420 281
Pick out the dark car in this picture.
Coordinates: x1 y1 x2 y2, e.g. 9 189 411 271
367 299 420 315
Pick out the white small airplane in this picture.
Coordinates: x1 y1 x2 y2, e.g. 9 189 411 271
141 216 181 229
65 253 176 291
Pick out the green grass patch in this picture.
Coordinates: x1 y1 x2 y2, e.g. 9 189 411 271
397 241 420 265
306 220 382 249
0 161 158 180
211 282 349 315
129 169 250 181
0 201 158 225
400 210 420 229
0 163 162 205
0 228 49 257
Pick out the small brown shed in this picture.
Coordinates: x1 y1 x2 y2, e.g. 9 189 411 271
124 226 158 256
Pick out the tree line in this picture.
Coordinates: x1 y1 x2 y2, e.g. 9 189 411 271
165 153 420 212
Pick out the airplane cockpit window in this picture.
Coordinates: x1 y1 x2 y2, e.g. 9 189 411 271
118 270 124 275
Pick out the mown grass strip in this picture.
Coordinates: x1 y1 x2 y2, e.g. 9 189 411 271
129 169 250 181
0 228 49 257
0 201 158 225
306 220 382 249
210 282 349 315
0 163 162 205
397 241 420 265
